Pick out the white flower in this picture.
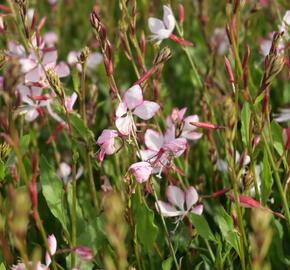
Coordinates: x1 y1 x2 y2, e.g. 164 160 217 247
148 5 175 45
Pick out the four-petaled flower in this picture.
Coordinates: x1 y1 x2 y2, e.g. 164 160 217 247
115 85 160 135
140 126 187 175
96 129 119 161
167 107 203 141
156 185 203 217
148 5 175 45
128 161 153 183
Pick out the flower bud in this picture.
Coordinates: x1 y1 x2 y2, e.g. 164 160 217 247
153 46 172 66
46 69 64 97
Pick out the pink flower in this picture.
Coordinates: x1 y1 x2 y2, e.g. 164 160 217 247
57 162 83 184
166 107 203 141
75 246 93 261
140 127 187 175
21 48 70 84
128 162 153 183
45 234 57 267
64 92 78 112
156 185 203 217
43 31 58 47
67 50 103 73
96 129 119 161
148 5 175 45
17 84 48 122
115 85 160 135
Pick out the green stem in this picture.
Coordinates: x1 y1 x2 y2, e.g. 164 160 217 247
153 185 179 270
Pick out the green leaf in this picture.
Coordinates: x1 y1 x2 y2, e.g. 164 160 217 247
261 152 272 204
189 213 215 242
254 92 265 106
69 113 93 141
162 257 173 270
40 156 69 235
270 121 284 156
132 194 159 252
19 134 30 155
214 206 240 257
241 102 251 147
0 263 6 270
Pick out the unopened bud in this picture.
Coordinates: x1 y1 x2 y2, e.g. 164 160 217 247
179 4 184 23
75 246 93 261
153 47 172 66
90 7 102 32
224 56 235 83
46 69 63 97
79 46 90 64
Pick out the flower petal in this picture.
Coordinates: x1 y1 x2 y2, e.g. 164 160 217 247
164 125 175 143
55 62 70 77
167 185 185 210
183 115 199 131
123 85 143 110
190 204 203 215
87 52 103 69
25 108 39 122
163 5 175 33
129 162 153 183
96 129 119 144
155 201 182 217
186 186 199 209
115 115 132 135
144 129 163 151
42 50 57 66
115 102 127 117
148 18 165 34
181 131 203 141
133 101 160 120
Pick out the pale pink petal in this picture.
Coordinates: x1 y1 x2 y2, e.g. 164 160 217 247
25 108 39 122
64 92 77 112
163 138 187 153
167 185 185 210
155 201 182 217
67 50 80 65
87 52 103 69
31 86 43 97
128 162 153 183
19 58 37 73
8 41 26 57
183 115 199 131
47 234 57 255
186 186 199 209
59 162 71 178
164 126 175 143
115 102 127 117
178 107 187 120
42 50 57 66
96 129 119 144
133 101 160 120
104 140 116 155
123 85 143 110
43 31 58 47
163 5 175 32
45 252 51 267
144 129 163 151
190 204 203 215
139 149 158 162
25 66 41 82
115 115 132 135
55 62 70 78
148 18 165 34
260 39 272 56
181 131 203 141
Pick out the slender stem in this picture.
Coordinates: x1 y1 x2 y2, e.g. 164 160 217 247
204 239 215 263
71 160 77 267
152 185 179 270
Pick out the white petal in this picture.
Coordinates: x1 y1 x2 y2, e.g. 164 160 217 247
42 50 57 66
123 85 143 110
216 159 228 172
164 125 175 143
181 131 203 141
144 129 163 151
166 185 185 210
155 201 182 217
59 162 71 178
115 116 132 135
67 50 80 65
25 66 41 82
25 108 39 122
183 115 199 131
55 62 70 77
139 149 158 162
163 5 175 33
115 102 127 117
133 101 160 120
148 18 165 34
186 186 198 209
87 52 103 69
191 204 203 215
